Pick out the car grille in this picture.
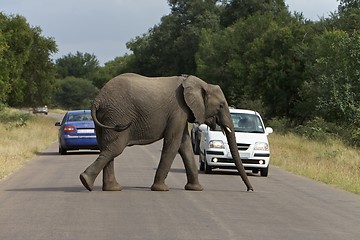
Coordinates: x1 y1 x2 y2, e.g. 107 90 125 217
206 150 224 155
254 153 270 157
237 143 250 151
216 158 263 164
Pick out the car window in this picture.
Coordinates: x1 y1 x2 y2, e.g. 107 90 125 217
67 113 93 122
214 113 265 133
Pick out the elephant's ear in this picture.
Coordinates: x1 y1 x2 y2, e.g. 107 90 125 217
182 75 207 124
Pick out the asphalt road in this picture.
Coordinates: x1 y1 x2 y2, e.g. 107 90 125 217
1 141 360 240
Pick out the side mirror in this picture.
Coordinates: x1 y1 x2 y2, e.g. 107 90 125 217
55 122 61 126
265 127 273 135
198 124 208 132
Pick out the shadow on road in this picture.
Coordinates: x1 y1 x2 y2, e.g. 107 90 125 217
157 167 259 178
36 151 100 156
6 186 89 192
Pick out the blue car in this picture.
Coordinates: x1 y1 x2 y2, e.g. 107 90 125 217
55 110 99 155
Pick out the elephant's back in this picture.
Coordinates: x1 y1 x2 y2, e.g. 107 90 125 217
99 73 181 98
95 73 183 114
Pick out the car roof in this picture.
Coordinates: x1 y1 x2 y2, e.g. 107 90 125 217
229 108 260 116
66 110 91 115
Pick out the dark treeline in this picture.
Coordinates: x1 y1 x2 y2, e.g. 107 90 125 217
1 0 360 145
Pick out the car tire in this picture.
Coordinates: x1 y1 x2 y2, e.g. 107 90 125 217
204 157 212 174
199 154 204 171
260 166 269 177
59 145 67 155
193 135 200 155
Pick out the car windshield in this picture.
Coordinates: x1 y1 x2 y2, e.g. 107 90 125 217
67 113 93 122
214 113 264 133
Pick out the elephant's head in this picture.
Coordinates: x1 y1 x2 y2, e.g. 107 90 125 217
183 76 254 191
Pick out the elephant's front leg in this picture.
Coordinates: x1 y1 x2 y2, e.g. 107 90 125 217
102 159 123 191
178 128 203 191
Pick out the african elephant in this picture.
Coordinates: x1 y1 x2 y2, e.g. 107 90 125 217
79 73 253 192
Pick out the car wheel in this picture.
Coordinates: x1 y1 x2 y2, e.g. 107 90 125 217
204 157 212 174
199 154 204 171
260 166 269 177
193 135 200 155
59 145 67 155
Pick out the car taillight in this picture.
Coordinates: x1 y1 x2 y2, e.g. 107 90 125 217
64 126 76 133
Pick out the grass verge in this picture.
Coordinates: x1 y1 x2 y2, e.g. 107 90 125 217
0 109 58 180
269 133 360 195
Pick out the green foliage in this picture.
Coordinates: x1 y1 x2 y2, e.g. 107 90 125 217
92 55 134 89
336 0 360 33
14 27 57 107
0 108 32 130
126 0 221 76
303 30 360 125
0 12 57 107
267 117 292 134
197 10 310 119
293 117 336 141
220 0 287 27
0 13 32 104
53 77 98 109
56 51 99 79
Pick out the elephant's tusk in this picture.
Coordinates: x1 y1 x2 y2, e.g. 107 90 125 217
226 127 232 133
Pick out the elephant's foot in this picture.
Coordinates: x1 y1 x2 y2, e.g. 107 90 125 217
80 172 95 191
102 182 123 191
151 182 170 191
185 183 203 191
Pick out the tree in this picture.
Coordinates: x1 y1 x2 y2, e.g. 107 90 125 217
19 27 57 107
0 13 57 107
197 10 310 119
92 54 135 89
335 0 360 33
220 0 287 27
56 51 99 79
302 30 360 125
0 13 32 105
53 77 98 109
126 0 221 76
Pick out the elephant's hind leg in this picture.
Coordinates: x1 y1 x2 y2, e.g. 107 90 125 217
80 153 113 191
151 131 183 191
102 159 123 191
178 128 203 191
80 132 129 191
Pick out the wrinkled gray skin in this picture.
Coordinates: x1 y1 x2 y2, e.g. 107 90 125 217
80 73 253 192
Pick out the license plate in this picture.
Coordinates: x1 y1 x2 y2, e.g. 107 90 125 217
240 153 250 159
77 129 94 134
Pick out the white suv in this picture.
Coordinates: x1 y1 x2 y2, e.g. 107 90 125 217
197 108 273 176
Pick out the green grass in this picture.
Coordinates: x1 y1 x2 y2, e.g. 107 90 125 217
269 133 360 195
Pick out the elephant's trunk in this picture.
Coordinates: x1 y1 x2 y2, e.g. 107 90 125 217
225 128 254 191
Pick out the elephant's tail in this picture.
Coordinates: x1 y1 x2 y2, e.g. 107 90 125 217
91 103 131 132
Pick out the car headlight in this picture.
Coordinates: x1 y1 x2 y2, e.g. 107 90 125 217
254 142 269 151
209 140 225 149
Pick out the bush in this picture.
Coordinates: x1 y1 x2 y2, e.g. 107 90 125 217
0 108 32 130
267 117 292 134
0 109 31 123
53 77 98 109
